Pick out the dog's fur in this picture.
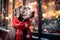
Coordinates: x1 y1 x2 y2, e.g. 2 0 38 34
13 6 34 21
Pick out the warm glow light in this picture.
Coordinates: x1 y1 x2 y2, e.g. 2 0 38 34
58 11 60 13
48 1 55 6
43 13 46 18
44 6 47 9
53 13 56 16
31 2 34 5
51 1 55 5
8 14 12 19
19 0 21 1
2 9 4 11
16 2 18 5
42 5 47 9
9 14 12 18
56 15 58 18
34 1 36 5
5 17 9 19
42 1 56 19
49 12 53 16
31 1 36 5
9 0 13 2
48 2 52 5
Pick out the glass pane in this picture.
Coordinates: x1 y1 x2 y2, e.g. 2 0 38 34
41 38 50 40
42 0 60 34
40 38 60 40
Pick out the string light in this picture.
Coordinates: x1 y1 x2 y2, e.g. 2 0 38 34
5 17 9 19
34 1 36 5
53 13 56 16
19 0 21 1
48 1 55 6
51 1 55 5
9 0 13 2
56 15 58 18
48 2 52 6
43 13 47 18
42 5 47 9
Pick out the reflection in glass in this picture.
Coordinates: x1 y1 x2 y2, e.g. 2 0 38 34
41 38 50 40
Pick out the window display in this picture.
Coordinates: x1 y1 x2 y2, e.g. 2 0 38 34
42 0 60 34
1 0 60 40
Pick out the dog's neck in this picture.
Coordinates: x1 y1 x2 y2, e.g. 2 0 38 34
18 15 23 21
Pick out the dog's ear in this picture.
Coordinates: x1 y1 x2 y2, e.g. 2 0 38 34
19 6 22 9
30 11 35 18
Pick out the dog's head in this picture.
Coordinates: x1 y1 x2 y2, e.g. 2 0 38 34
19 6 35 20
13 6 34 21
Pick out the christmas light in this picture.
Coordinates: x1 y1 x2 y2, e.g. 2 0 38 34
9 0 13 2
51 1 55 5
5 17 9 19
42 5 47 9
56 15 58 18
43 13 47 18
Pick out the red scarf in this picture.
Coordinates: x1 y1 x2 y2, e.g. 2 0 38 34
12 16 32 40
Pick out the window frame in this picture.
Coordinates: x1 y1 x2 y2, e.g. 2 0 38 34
38 0 60 40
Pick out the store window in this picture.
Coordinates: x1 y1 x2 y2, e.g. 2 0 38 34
42 0 60 34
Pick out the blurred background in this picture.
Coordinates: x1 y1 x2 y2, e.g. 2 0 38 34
0 0 38 40
0 0 60 40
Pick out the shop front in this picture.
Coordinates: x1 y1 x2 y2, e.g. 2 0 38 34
1 0 60 40
38 0 60 40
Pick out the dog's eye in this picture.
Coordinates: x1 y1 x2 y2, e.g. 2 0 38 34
28 7 30 9
24 7 26 10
